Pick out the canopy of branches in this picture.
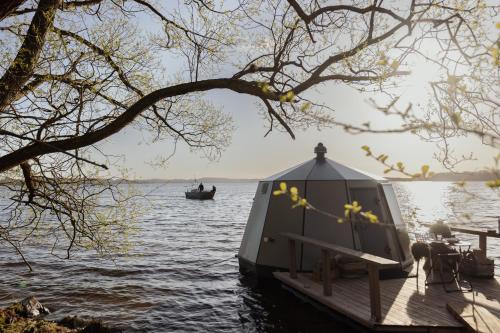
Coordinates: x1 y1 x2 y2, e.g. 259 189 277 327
0 0 498 265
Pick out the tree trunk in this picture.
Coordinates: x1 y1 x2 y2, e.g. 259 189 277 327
0 0 27 21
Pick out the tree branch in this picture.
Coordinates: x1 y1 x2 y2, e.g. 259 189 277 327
0 0 61 112
0 78 265 172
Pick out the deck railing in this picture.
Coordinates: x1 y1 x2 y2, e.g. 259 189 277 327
281 232 399 322
421 223 500 257
448 226 500 257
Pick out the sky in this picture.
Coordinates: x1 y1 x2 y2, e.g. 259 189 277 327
99 82 497 180
95 2 499 180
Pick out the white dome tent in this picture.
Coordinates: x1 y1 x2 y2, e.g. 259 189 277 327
238 143 413 278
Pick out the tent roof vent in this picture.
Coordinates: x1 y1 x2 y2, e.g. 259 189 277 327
314 142 327 160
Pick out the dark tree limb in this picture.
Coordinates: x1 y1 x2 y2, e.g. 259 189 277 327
0 0 61 112
0 0 27 21
0 78 266 172
20 161 35 203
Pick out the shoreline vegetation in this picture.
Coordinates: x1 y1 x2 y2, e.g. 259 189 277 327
0 171 496 185
0 297 117 333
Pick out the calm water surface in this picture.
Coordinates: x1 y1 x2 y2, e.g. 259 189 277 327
0 181 499 332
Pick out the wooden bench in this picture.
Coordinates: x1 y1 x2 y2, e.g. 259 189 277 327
281 232 399 322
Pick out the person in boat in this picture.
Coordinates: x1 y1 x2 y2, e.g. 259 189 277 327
211 185 216 193
198 182 204 192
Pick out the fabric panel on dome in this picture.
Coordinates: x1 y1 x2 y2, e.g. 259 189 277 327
327 159 385 180
263 159 316 181
306 159 345 180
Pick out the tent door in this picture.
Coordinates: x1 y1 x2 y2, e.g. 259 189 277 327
350 187 400 261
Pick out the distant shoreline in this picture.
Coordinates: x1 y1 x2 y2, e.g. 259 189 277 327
0 171 495 184
387 170 495 182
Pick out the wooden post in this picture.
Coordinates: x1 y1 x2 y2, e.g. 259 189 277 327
368 263 381 322
322 249 332 296
288 239 297 279
479 234 487 257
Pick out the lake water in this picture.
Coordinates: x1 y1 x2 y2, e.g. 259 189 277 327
0 181 499 332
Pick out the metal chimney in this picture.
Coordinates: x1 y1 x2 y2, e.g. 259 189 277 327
314 142 327 160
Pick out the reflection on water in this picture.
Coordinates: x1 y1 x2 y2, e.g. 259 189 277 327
394 182 500 271
0 181 498 332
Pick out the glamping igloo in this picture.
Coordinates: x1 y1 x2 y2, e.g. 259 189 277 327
238 143 413 278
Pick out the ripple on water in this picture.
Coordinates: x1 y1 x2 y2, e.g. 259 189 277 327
0 181 499 332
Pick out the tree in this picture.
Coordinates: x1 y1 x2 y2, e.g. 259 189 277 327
0 0 498 267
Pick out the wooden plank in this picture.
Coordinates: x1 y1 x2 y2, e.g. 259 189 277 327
321 249 332 296
479 234 487 256
420 223 500 238
288 239 297 279
281 232 399 267
449 226 500 238
274 263 500 332
446 302 500 333
368 263 381 322
274 272 375 328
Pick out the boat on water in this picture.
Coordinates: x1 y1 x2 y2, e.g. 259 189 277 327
185 189 215 200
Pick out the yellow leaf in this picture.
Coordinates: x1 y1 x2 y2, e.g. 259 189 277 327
361 145 371 156
421 165 430 176
259 82 270 94
377 54 388 66
300 102 311 112
273 190 283 196
279 91 295 103
361 211 378 223
279 182 287 192
450 112 461 125
486 179 500 188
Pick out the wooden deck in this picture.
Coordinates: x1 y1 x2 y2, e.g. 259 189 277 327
274 266 500 332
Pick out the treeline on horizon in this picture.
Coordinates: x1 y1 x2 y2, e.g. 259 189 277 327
0 171 496 184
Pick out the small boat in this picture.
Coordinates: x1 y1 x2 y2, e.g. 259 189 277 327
185 189 215 200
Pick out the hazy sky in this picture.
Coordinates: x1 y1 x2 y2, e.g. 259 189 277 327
96 3 498 180
100 82 497 180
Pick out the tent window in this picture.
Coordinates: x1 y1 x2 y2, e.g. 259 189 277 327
261 182 269 194
381 183 404 227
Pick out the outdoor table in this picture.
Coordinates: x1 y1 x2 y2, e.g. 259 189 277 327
444 239 471 254
424 241 472 293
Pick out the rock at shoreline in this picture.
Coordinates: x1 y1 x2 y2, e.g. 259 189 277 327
0 298 119 333
59 316 117 333
21 296 50 318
